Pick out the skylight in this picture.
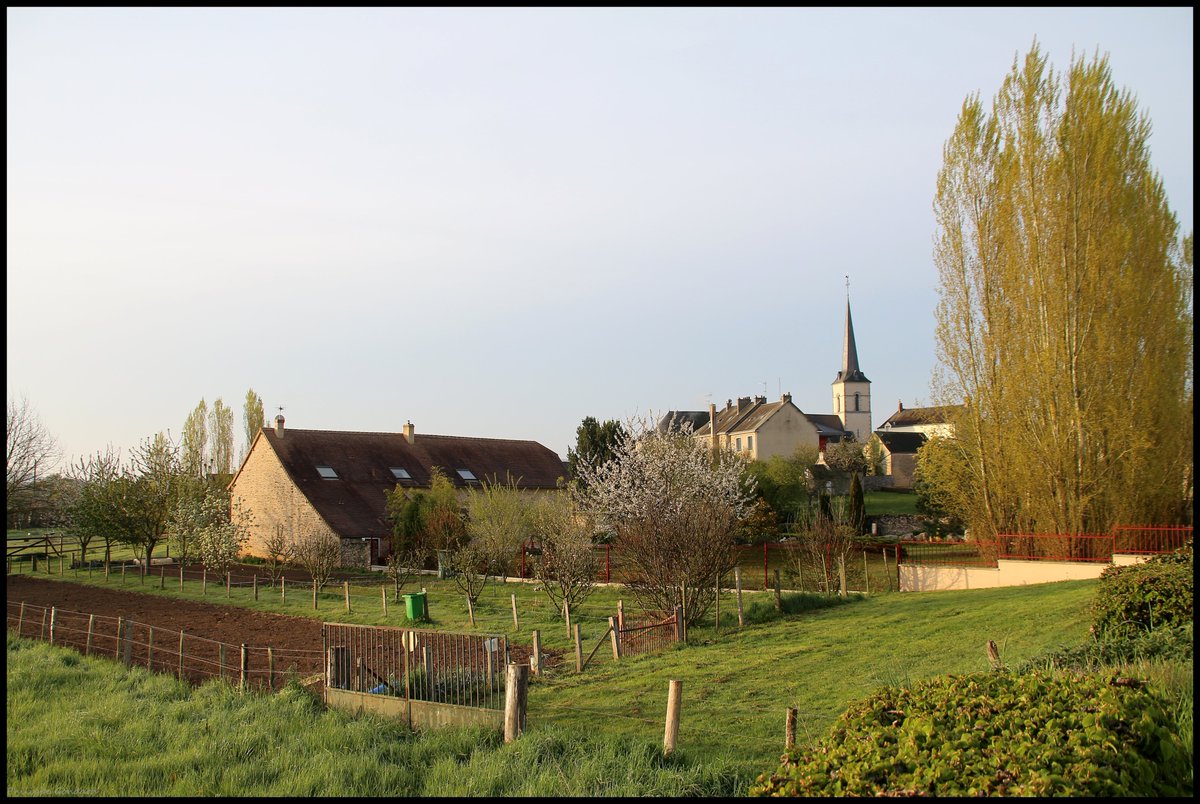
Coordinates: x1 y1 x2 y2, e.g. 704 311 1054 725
316 465 338 479
390 467 411 480
456 469 477 482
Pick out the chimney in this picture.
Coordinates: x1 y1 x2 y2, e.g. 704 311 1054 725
402 420 415 445
781 392 792 404
274 413 285 438
754 395 766 405
736 396 751 412
708 403 717 454
898 400 904 412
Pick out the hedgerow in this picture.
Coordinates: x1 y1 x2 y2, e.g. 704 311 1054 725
1016 622 1193 674
750 671 1190 797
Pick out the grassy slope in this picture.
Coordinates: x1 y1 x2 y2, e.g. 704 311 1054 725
7 579 1098 794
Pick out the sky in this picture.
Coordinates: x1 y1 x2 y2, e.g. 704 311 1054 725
7 7 1194 470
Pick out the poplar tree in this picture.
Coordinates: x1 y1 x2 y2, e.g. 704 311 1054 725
243 388 264 454
208 398 234 476
930 43 1193 543
181 399 208 477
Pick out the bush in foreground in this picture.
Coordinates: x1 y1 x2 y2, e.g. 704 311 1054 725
1091 542 1193 637
751 671 1190 797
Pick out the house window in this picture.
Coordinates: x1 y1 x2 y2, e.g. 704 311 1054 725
456 469 477 482
735 437 742 451
316 465 338 479
855 393 860 412
747 435 754 452
390 467 411 480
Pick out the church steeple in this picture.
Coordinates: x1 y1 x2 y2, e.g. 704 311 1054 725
831 289 871 442
834 298 869 384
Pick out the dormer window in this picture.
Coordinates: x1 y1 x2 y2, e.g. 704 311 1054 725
390 467 411 480
456 469 477 482
316 465 338 479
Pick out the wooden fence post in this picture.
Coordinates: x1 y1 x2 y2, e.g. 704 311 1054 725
180 565 185 591
467 596 476 627
219 643 226 681
159 566 164 589
202 568 207 595
863 551 870 595
344 581 351 613
609 616 622 660
774 569 782 611
268 646 275 689
734 566 745 628
17 602 25 636
122 618 134 667
40 609 47 640
114 617 122 659
673 606 684 642
422 646 433 690
85 614 95 655
504 663 529 743
786 707 797 750
178 631 186 679
838 555 847 598
122 562 126 583
511 594 519 631
664 679 682 756
241 644 249 691
48 607 56 645
147 626 154 670
253 575 258 601
617 599 625 632
382 586 387 617
313 580 318 611
281 576 286 601
530 630 542 675
227 572 232 598
105 559 110 581
573 624 583 673
715 577 721 634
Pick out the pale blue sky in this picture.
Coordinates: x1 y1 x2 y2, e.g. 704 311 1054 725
7 7 1194 468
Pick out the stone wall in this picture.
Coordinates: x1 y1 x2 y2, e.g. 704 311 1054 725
870 514 927 537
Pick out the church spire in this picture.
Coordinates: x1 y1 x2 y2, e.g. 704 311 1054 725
835 297 869 383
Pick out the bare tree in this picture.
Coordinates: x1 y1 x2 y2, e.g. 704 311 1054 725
383 548 422 603
7 396 59 520
529 492 599 613
293 525 341 592
261 524 296 584
464 476 529 582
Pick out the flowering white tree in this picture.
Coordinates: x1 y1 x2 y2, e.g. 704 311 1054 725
171 486 254 576
573 415 755 626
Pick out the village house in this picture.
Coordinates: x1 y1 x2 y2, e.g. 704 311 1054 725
228 415 567 568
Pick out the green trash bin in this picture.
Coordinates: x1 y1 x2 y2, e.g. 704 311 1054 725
403 591 427 621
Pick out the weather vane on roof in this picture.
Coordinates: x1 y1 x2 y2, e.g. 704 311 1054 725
845 274 850 297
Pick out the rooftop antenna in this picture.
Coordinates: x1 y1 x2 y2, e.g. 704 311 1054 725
845 274 850 299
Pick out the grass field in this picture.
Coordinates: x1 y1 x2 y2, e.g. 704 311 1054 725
7 575 1113 794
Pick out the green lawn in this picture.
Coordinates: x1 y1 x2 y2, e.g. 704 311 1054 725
864 489 920 516
6 570 1104 792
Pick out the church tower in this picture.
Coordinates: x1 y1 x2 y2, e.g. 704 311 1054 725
832 297 871 442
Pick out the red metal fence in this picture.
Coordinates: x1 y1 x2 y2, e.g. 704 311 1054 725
898 525 1191 568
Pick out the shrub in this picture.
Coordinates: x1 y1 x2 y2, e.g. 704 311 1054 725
1017 623 1193 674
1092 553 1193 637
751 671 1191 797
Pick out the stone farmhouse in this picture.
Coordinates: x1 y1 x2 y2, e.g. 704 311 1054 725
228 415 567 568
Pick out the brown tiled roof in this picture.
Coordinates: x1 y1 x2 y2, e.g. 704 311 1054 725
259 428 566 539
880 405 962 429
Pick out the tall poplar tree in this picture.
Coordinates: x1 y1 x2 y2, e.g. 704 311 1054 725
243 388 264 455
181 399 208 478
208 398 234 476
930 43 1193 542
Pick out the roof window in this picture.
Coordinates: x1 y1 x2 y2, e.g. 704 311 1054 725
316 465 338 479
456 469 478 482
390 467 411 480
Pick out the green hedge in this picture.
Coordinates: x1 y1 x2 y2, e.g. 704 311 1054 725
1092 544 1193 637
1017 623 1193 674
751 671 1191 797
